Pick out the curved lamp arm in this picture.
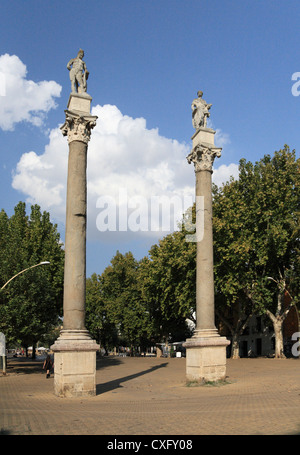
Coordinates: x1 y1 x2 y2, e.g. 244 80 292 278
1 261 50 290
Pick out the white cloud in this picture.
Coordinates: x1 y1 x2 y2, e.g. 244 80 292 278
212 163 239 187
12 127 68 220
12 104 238 242
0 54 61 131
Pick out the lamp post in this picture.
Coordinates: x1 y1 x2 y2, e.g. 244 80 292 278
1 261 50 290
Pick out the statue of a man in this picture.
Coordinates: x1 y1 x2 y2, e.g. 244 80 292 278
67 49 89 94
191 91 212 130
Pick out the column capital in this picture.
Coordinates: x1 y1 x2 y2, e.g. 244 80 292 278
60 110 97 145
187 144 222 173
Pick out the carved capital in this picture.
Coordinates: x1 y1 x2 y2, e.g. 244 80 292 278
187 144 221 172
61 110 97 144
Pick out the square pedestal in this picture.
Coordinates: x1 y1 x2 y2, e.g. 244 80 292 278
51 330 99 397
184 336 230 383
192 126 216 147
67 92 92 114
53 350 97 397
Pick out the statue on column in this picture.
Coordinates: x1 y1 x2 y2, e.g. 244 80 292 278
191 91 212 130
67 49 89 94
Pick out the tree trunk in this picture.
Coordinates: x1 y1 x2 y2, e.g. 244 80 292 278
231 334 240 359
273 320 285 359
216 308 253 359
266 309 286 359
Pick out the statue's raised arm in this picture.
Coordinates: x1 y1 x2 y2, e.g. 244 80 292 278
192 91 212 130
67 49 89 94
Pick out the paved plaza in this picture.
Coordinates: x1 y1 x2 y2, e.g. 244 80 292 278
0 355 299 436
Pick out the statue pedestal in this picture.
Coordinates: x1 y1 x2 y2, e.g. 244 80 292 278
67 92 92 114
52 331 99 397
184 332 229 383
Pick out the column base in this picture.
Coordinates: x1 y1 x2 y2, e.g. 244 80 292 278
183 332 230 383
51 330 100 398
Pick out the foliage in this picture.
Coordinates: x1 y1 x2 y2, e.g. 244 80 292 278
213 146 299 356
86 251 153 351
85 273 118 351
139 230 196 343
83 147 299 357
0 202 64 350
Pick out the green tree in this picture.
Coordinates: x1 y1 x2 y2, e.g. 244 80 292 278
0 202 64 354
86 273 118 353
213 176 256 358
140 231 196 345
213 146 300 358
95 251 153 353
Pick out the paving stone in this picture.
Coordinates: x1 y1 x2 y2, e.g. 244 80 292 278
0 356 299 435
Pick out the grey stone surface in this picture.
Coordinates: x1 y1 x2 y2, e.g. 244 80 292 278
184 98 229 382
191 91 212 130
51 63 99 397
67 49 89 94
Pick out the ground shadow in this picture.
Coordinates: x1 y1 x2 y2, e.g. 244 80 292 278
96 362 168 395
96 355 123 370
4 357 45 375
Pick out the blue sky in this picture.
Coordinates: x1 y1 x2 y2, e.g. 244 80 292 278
0 0 299 277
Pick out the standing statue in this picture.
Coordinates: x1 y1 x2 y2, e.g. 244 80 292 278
67 49 89 94
191 91 212 130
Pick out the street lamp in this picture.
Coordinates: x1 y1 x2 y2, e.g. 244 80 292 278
1 261 50 290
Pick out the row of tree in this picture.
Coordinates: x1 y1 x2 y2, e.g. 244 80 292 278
0 147 299 358
85 146 299 358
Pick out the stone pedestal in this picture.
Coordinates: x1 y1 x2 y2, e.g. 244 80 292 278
51 92 99 397
52 330 98 397
184 126 230 383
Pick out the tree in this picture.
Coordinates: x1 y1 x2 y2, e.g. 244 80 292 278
213 146 300 357
213 176 257 358
140 230 196 344
0 202 64 354
85 273 118 353
90 251 153 353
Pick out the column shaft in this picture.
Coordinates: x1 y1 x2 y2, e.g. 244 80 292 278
63 140 87 331
195 169 216 333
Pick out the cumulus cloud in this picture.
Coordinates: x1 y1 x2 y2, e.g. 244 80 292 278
12 104 238 242
0 54 61 130
213 163 239 187
12 127 68 220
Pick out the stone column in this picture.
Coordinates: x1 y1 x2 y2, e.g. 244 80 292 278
51 93 100 397
183 126 230 383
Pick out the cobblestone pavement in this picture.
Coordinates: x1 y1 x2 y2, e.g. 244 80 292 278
0 355 299 435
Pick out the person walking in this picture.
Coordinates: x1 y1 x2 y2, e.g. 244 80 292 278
43 354 53 378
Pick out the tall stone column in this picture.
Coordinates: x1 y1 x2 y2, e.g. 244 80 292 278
51 88 100 397
184 92 230 383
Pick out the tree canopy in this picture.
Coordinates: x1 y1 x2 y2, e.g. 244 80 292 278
213 146 299 356
0 202 64 351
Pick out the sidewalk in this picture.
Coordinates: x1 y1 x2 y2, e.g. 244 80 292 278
0 355 299 435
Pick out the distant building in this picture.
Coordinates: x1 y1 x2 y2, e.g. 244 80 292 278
218 293 299 358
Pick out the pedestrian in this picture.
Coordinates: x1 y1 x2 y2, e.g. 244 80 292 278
43 354 53 378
